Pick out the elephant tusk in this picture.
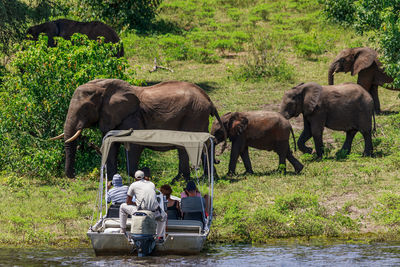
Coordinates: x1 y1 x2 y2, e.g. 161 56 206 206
65 129 82 143
50 133 64 141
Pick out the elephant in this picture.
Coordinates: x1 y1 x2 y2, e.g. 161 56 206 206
26 19 124 57
210 111 304 175
280 82 375 158
328 47 399 114
51 79 226 180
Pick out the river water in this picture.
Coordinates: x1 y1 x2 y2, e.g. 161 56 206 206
1 242 400 266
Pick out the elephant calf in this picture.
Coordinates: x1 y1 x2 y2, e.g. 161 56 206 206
280 82 375 158
211 111 304 175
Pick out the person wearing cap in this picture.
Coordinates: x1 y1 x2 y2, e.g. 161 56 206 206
119 170 167 238
107 174 129 204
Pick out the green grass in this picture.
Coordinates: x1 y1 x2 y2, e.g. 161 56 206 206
2 0 400 246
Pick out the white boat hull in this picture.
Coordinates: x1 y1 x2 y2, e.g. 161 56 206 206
87 231 206 256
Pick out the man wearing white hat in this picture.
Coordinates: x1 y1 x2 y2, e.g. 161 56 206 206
119 170 166 238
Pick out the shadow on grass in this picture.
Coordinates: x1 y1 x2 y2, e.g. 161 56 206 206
378 110 399 116
196 81 219 93
217 169 301 183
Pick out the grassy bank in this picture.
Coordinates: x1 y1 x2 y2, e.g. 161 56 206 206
2 0 400 246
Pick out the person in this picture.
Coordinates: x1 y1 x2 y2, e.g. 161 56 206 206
107 174 129 204
141 166 151 181
180 181 201 198
160 184 181 220
180 180 210 217
119 170 167 238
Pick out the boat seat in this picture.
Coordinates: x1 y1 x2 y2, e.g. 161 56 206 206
181 197 206 224
167 219 203 234
104 218 133 230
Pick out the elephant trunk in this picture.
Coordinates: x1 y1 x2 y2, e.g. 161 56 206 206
328 63 336 85
382 83 400 91
63 110 85 178
64 140 77 178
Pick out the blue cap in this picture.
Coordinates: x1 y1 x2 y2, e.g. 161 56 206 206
112 174 123 187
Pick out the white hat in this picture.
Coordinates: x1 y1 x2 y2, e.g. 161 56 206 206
135 170 145 180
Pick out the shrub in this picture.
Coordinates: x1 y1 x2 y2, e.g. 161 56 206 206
251 3 272 21
320 0 356 26
0 34 135 179
229 38 294 82
73 0 162 31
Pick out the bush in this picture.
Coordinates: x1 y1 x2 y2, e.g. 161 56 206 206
0 34 135 179
74 0 162 31
229 37 294 82
320 0 356 26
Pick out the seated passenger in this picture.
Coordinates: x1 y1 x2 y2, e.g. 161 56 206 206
180 181 201 198
107 174 129 205
180 181 210 217
160 184 181 220
106 174 129 218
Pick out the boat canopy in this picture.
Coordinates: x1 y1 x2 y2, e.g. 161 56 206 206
100 129 215 169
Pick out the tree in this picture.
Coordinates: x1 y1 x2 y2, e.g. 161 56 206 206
75 0 163 31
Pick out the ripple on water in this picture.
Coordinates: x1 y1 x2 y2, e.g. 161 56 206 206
1 243 400 266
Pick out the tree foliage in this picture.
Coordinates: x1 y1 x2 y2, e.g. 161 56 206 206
0 34 136 179
322 0 400 88
74 0 163 31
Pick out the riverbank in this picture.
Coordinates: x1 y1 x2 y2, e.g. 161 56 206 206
1 156 400 248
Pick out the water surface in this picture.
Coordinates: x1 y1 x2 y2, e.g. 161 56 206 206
1 242 400 266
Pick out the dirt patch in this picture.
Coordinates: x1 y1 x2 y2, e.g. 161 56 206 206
324 192 385 233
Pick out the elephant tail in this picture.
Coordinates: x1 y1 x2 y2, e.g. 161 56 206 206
290 127 297 151
211 105 227 155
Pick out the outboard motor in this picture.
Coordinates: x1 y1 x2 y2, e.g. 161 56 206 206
130 210 157 257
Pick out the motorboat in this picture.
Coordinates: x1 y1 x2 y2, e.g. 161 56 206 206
87 129 216 256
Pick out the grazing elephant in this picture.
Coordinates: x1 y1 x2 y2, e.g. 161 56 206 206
51 79 226 179
210 111 304 175
328 47 399 114
280 82 375 158
27 19 124 57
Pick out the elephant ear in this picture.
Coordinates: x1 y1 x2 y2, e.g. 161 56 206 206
228 112 248 137
99 81 140 133
299 82 322 116
352 47 378 76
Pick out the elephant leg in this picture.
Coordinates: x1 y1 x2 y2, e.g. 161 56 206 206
228 138 245 175
287 148 304 173
127 144 144 177
106 142 121 180
340 130 357 155
178 148 190 181
240 146 253 174
311 128 324 159
361 130 373 156
275 141 289 173
298 119 313 154
370 85 381 114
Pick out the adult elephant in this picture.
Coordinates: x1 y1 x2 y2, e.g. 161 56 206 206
211 111 303 175
280 82 375 158
328 47 399 114
27 19 124 57
51 79 226 180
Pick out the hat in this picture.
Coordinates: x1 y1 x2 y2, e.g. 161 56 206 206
112 174 123 187
135 170 145 180
185 181 197 191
